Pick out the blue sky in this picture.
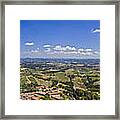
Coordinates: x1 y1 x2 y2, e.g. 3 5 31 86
20 20 100 59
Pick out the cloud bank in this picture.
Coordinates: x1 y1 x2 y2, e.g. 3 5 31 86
44 45 99 56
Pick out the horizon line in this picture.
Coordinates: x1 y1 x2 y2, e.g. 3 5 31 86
20 57 100 59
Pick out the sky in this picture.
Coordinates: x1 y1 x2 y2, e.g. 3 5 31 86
20 20 100 59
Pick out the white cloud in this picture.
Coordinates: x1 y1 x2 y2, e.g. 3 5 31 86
66 46 76 51
65 46 71 50
37 48 39 50
84 52 93 55
85 49 92 52
53 45 65 51
77 51 92 56
54 45 76 51
78 49 84 52
25 42 34 46
94 51 100 54
71 47 76 51
91 28 100 33
78 48 92 53
54 45 62 50
43 44 51 47
66 51 78 54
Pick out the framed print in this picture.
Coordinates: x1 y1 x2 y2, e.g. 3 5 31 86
0 0 119 119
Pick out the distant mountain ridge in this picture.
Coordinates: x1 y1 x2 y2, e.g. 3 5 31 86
20 58 100 65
